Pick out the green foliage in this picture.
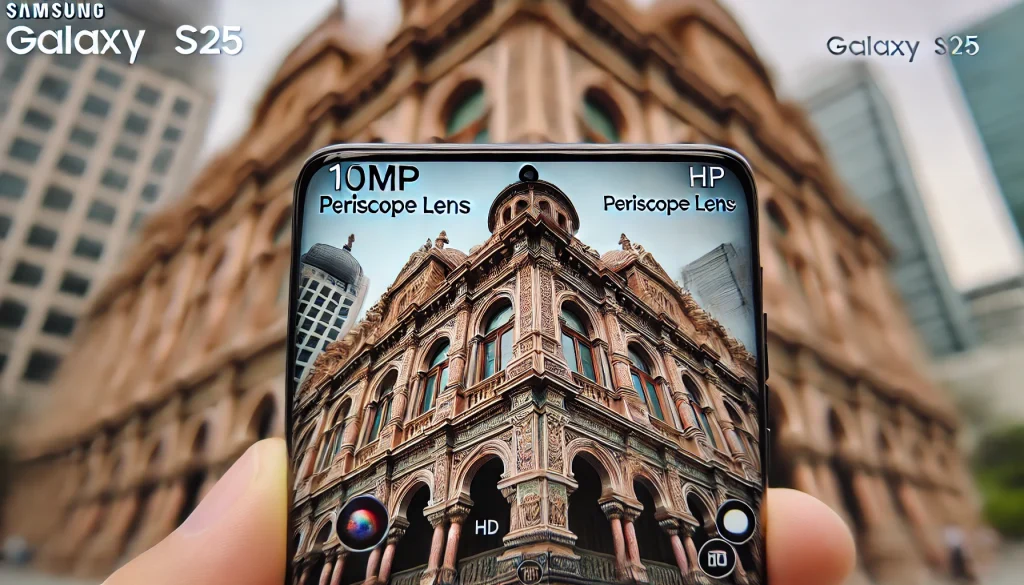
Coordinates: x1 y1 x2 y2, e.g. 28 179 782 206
974 424 1024 537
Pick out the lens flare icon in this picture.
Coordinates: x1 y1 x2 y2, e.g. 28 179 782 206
336 495 390 552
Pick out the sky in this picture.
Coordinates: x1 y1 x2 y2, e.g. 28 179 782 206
205 0 1024 292
299 159 758 352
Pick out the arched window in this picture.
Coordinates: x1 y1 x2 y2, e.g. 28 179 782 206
502 207 512 224
539 200 551 216
480 305 513 380
683 376 718 449
628 348 665 421
420 341 449 414
316 401 349 471
367 374 396 444
765 200 789 235
445 82 489 143
725 403 749 455
580 89 621 143
515 200 528 215
561 306 596 381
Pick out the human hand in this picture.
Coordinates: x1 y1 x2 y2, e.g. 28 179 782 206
103 439 855 585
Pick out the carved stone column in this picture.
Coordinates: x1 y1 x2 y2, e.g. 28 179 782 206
680 523 700 571
297 562 311 585
377 525 407 584
422 510 448 584
660 518 690 574
329 552 346 585
446 300 472 394
600 501 629 579
439 504 471 585
298 409 330 482
318 558 334 585
622 506 649 582
600 303 646 420
388 341 420 430
365 545 383 585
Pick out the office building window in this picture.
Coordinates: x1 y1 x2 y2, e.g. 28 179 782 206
101 169 129 191
57 153 87 176
26 224 58 250
73 236 104 260
0 299 28 329
135 85 161 106
172 97 191 116
2 60 26 84
23 350 60 382
95 67 123 89
42 186 73 210
42 309 76 337
9 138 42 163
112 143 138 162
141 183 159 202
59 272 90 297
130 211 144 231
0 216 11 239
69 126 97 147
162 126 182 142
152 148 174 174
123 113 149 135
87 200 117 225
38 75 69 101
23 109 54 132
10 262 44 286
52 52 81 69
82 94 111 118
0 173 27 200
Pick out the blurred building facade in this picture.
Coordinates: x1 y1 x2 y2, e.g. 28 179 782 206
0 1 986 584
949 1 1024 244
294 240 370 384
0 0 216 399
796 63 977 357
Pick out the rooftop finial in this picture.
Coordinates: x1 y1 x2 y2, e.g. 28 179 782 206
619 233 632 251
435 230 449 249
343 234 355 251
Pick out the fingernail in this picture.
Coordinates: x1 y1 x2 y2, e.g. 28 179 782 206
179 441 261 536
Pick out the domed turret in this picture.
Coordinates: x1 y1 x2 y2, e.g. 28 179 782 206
488 166 580 235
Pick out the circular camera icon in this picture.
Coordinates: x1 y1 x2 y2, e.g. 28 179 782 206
519 164 539 182
335 494 390 552
715 499 757 545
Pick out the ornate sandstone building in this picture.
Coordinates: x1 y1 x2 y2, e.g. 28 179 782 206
1 1 984 584
289 176 764 585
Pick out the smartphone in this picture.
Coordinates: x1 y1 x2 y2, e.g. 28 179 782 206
286 145 767 585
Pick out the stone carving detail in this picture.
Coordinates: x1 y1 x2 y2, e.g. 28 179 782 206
670 470 686 509
542 338 557 354
508 358 533 380
515 415 535 472
517 337 535 354
547 415 565 471
520 481 542 527
554 279 567 294
512 391 532 409
519 264 533 332
375 477 389 503
540 267 555 336
546 357 569 379
433 453 448 500
455 406 510 443
434 399 453 419
548 483 567 526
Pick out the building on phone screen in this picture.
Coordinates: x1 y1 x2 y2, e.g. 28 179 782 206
0 1 988 584
294 239 370 385
290 176 764 585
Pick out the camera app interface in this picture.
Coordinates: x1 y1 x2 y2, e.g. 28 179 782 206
290 158 764 585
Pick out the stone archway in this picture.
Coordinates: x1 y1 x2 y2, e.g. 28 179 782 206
568 455 615 555
632 480 674 565
391 484 432 574
685 492 714 553
176 422 209 527
458 457 509 559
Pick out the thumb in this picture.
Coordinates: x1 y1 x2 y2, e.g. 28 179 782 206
103 438 288 585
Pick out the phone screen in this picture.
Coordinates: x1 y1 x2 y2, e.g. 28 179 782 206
287 146 766 585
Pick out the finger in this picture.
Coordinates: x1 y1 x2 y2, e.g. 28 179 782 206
103 439 288 585
767 488 856 585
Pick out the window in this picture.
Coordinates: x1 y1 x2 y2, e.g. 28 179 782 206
82 94 111 118
0 173 27 200
725 404 749 455
683 376 718 449
87 200 116 225
38 76 69 101
628 348 665 421
95 67 123 88
420 341 449 414
42 186 73 210
135 84 161 106
480 304 513 380
444 83 489 143
23 350 60 382
101 169 129 191
316 403 349 472
69 126 97 147
0 216 10 239
59 272 90 297
141 183 159 202
53 52 81 69
152 148 174 174
26 224 58 249
0 299 27 329
9 138 42 163
10 262 43 287
172 98 192 116
123 112 149 135
112 143 138 162
766 201 789 235
163 126 182 142
560 307 596 381
23 109 53 131
2 60 26 84
367 374 396 444
130 211 144 231
73 236 103 260
57 153 87 176
581 90 620 143
42 309 75 336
